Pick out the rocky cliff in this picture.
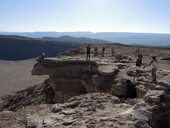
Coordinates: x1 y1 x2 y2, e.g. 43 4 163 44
0 44 170 128
31 58 119 102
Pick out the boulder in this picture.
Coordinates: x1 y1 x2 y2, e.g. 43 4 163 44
110 83 126 96
110 79 133 97
115 63 128 69
143 90 165 104
127 66 149 77
136 84 148 98
114 53 123 60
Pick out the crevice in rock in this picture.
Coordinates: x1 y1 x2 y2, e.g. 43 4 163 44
124 80 137 99
110 79 138 101
154 111 170 128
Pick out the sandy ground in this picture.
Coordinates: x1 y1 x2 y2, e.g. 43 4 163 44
0 59 48 99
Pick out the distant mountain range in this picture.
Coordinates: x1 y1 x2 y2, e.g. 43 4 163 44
0 35 76 60
0 32 170 46
0 35 111 60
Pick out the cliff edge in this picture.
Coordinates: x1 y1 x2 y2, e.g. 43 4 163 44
0 44 170 128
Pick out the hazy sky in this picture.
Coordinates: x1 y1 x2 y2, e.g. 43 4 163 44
0 0 170 33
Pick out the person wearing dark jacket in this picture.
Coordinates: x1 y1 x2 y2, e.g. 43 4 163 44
102 47 105 57
133 54 143 81
86 44 91 61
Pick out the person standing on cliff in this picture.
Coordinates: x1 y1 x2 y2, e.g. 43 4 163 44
86 44 91 61
111 47 115 56
143 56 158 83
94 46 98 56
39 51 46 62
133 54 143 81
41 51 46 59
102 47 105 57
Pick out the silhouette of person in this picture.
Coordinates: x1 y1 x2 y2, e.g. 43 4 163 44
86 44 91 61
38 51 46 62
102 47 105 57
94 46 98 56
133 54 143 81
111 47 115 56
41 51 46 59
135 47 140 57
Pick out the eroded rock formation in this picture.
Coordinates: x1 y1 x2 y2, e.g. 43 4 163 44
31 58 119 102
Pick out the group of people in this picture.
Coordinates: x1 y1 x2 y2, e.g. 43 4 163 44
40 45 159 83
87 45 158 83
86 45 109 61
133 54 158 83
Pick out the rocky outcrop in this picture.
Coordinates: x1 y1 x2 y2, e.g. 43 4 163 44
0 93 153 128
0 83 170 128
110 78 170 127
0 39 170 128
0 82 49 111
0 56 169 128
133 82 170 127
32 58 119 103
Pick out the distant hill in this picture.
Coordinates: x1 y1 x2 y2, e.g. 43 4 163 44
41 36 112 44
0 35 112 60
0 35 77 60
0 32 170 46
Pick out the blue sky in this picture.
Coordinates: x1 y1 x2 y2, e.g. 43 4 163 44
0 0 170 33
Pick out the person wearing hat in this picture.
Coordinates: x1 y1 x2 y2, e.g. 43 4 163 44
143 56 158 83
133 54 143 81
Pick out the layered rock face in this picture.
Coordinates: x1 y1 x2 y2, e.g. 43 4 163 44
32 58 119 102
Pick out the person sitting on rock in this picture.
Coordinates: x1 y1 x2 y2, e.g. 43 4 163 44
133 54 143 81
86 44 91 61
143 56 158 83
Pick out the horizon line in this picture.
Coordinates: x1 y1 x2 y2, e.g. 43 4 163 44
1 31 170 35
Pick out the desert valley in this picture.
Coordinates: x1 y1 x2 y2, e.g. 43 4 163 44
0 35 170 127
